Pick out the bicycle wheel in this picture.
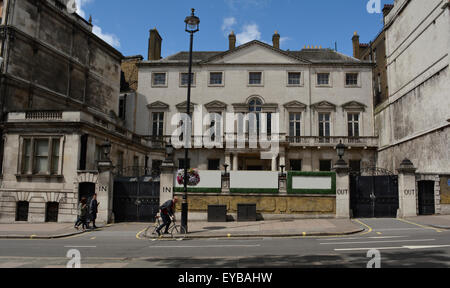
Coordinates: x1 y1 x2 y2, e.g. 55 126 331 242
145 222 161 239
170 225 187 240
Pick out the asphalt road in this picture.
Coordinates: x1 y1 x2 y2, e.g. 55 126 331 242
0 218 449 268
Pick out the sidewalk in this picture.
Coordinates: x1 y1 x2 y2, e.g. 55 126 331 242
146 219 365 239
405 215 450 230
0 223 90 239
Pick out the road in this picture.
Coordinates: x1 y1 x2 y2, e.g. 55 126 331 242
0 218 449 268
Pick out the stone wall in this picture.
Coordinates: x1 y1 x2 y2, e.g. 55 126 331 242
3 0 122 118
174 194 336 216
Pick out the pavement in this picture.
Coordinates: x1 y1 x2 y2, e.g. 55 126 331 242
0 223 102 239
142 218 364 239
0 215 448 240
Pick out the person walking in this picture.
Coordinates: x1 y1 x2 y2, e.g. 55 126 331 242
74 197 89 231
89 194 100 229
155 197 178 236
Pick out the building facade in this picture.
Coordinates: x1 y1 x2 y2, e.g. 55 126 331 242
374 0 450 214
137 29 378 175
0 0 150 223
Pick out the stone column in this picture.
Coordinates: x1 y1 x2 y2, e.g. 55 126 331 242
334 160 350 219
233 153 238 171
97 160 114 224
160 161 175 206
397 159 417 218
271 156 277 172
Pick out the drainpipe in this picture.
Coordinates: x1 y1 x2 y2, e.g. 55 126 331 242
0 0 13 121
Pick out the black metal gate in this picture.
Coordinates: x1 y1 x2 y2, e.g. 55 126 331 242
350 168 399 218
113 176 160 222
418 181 435 215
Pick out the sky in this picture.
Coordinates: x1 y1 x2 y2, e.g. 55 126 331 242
75 0 393 58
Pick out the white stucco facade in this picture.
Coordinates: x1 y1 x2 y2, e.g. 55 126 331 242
137 40 378 173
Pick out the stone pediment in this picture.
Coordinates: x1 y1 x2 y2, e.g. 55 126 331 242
202 40 310 65
204 100 227 110
311 101 337 111
342 101 367 111
176 101 197 111
284 101 307 110
147 101 169 110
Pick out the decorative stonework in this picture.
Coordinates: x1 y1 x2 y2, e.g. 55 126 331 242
284 101 307 111
204 100 227 111
147 101 170 110
311 101 337 111
342 101 367 112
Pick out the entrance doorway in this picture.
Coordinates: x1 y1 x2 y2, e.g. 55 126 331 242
79 183 96 204
350 168 399 218
418 181 435 215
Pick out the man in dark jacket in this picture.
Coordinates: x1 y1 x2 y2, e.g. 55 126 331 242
89 194 100 229
156 197 178 236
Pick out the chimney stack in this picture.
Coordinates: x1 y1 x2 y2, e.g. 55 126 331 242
228 31 236 50
272 31 280 49
352 31 360 59
148 28 162 60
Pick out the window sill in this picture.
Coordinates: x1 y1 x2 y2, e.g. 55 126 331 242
316 85 332 88
151 85 168 88
287 84 304 87
208 84 225 87
15 174 64 180
344 85 361 88
247 84 264 87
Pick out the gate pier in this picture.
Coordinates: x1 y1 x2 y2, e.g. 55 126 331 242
334 161 350 219
398 159 418 218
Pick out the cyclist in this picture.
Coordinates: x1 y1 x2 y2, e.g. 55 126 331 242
155 197 178 236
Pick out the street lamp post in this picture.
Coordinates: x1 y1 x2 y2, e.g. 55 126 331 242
181 8 200 233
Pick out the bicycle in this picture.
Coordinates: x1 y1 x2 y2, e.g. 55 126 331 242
144 213 187 240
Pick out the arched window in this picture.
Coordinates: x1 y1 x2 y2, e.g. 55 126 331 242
248 98 262 113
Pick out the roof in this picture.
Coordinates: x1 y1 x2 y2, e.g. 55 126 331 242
140 40 368 66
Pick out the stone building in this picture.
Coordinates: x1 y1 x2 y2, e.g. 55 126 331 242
0 0 150 223
373 0 450 214
351 4 393 108
137 29 378 174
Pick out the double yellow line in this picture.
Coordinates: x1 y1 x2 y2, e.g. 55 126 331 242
397 218 443 233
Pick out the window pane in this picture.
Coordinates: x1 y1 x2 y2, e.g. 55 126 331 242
51 139 60 174
153 73 166 85
210 72 223 85
346 73 358 85
22 139 31 173
317 73 329 85
289 122 294 137
35 140 49 157
249 72 262 84
288 72 301 85
181 73 194 85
